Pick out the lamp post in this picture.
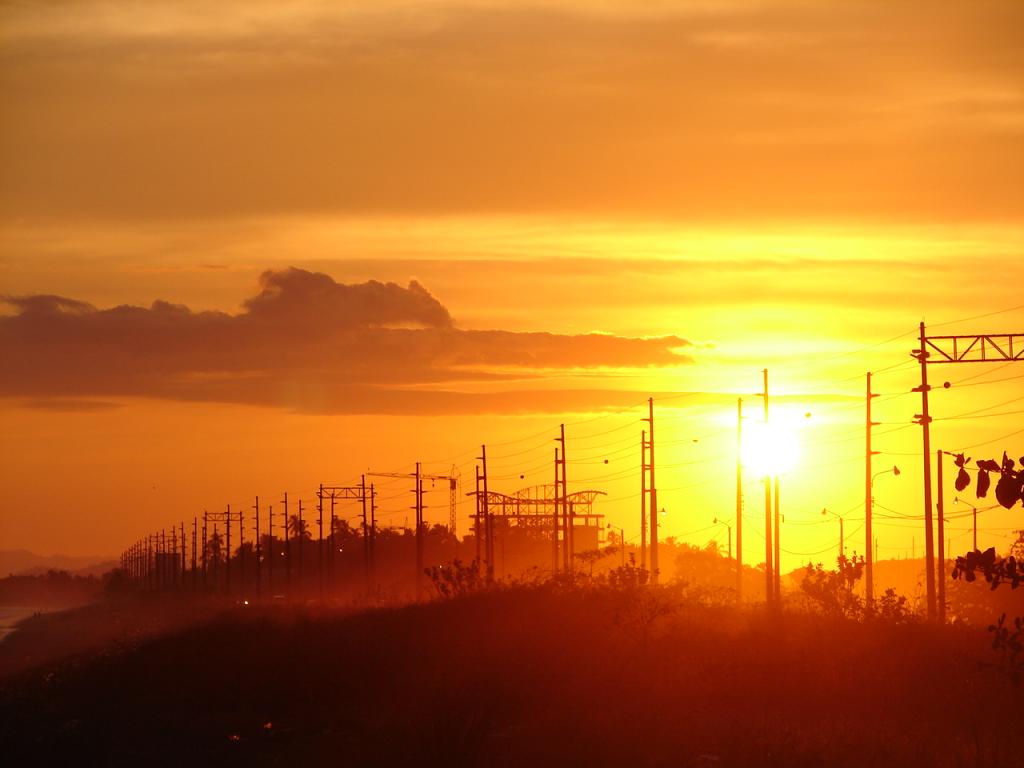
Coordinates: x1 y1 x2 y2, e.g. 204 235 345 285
712 517 733 559
868 465 900 608
954 497 978 551
822 508 844 562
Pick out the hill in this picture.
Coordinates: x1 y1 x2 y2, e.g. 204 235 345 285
1 585 1021 767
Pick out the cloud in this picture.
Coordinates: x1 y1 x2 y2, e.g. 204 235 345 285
0 267 691 413
1 1 1022 223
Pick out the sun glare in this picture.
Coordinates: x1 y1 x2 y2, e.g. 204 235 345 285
741 414 804 477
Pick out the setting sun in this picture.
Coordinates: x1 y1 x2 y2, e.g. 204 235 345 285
741 411 807 477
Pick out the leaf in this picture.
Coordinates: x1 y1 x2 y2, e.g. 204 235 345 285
977 470 991 498
955 467 971 492
995 473 1023 509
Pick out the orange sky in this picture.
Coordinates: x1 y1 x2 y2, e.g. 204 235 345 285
1 0 1023 566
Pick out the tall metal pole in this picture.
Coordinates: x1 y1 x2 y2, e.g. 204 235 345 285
553 448 560 574
866 372 877 610
839 516 844 560
915 321 937 620
415 462 424 595
202 512 208 590
481 446 492 584
647 399 659 584
361 474 370 592
298 498 304 596
773 475 781 600
225 505 232 597
640 430 648 572
283 492 290 599
475 465 483 567
736 399 743 601
762 369 773 606
973 507 977 551
267 504 273 597
254 496 261 602
238 506 245 599
936 450 946 623
560 424 572 575
318 484 324 602
329 491 337 590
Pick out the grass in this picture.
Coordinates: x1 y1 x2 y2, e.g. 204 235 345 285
0 585 1021 767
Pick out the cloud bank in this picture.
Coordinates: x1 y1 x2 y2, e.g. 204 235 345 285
0 268 692 413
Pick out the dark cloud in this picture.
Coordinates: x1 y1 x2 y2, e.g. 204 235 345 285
0 268 691 413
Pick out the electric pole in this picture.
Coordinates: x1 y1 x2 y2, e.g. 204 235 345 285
254 496 261 602
762 369 773 606
559 425 572 576
936 450 946 623
553 447 560 574
866 371 878 610
913 321 937 620
645 399 659 583
736 398 743 601
225 505 232 597
640 430 647 571
414 462 424 595
318 484 324 602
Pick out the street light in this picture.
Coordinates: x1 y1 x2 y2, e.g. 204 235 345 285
953 497 979 551
821 507 844 562
712 517 732 559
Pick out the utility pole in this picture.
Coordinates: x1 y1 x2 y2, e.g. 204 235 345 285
762 369 773 606
414 462 424 595
645 399 659 583
267 504 273 598
239 506 246 599
553 448 560 574
361 474 371 592
318 484 325 602
480 446 493 584
223 506 231 597
640 430 647 571
866 371 879 611
736 399 743 601
181 521 186 588
936 450 946 623
370 484 377 588
284 494 291 598
192 518 197 590
559 425 572 576
202 512 208 590
557 435 568 573
298 498 304 596
774 475 781 601
913 327 1024 619
913 321 937 620
254 496 261 602
475 464 483 568
973 507 978 551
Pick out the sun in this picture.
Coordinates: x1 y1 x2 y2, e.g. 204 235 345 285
741 412 804 477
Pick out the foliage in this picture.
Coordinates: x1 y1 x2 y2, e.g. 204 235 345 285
799 554 865 618
952 547 1022 590
875 587 914 622
425 559 486 598
605 553 650 589
952 451 1024 509
573 546 613 577
987 613 1024 685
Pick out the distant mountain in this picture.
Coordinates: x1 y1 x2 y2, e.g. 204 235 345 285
0 550 117 578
